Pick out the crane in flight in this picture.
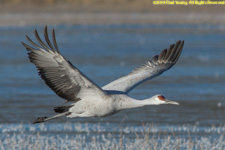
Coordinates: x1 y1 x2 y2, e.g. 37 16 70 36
21 26 184 124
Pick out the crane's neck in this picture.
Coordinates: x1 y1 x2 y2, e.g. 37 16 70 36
115 95 157 111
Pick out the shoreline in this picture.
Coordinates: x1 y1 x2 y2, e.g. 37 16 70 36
0 4 225 26
1 12 225 26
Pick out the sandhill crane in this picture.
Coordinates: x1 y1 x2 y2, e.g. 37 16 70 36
21 26 184 124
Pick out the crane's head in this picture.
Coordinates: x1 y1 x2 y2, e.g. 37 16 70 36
151 94 179 105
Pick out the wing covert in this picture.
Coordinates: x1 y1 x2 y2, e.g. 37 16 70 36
102 40 184 93
22 26 105 102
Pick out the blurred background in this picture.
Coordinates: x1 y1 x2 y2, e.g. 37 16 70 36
0 0 225 125
0 0 225 149
0 0 225 25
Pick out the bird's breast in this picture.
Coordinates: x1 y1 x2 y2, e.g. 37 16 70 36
71 92 117 117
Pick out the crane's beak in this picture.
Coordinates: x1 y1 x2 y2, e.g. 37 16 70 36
165 99 179 105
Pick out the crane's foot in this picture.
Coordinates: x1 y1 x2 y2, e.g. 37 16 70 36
33 116 48 124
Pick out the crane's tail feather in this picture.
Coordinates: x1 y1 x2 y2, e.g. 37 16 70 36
33 111 70 124
54 105 72 113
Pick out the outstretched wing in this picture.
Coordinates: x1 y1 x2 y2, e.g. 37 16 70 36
102 40 184 93
22 26 105 102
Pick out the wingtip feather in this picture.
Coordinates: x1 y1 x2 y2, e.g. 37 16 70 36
158 49 167 63
172 40 184 63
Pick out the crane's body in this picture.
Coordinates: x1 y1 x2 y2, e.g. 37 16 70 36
68 94 170 118
21 26 184 124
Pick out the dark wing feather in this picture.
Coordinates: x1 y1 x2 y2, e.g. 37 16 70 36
103 40 184 93
22 26 105 102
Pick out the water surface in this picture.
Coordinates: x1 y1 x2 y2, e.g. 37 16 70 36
0 24 224 149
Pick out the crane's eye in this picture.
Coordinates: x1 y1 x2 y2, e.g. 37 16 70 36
158 95 165 101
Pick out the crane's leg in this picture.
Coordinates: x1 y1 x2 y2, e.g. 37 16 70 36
33 111 70 124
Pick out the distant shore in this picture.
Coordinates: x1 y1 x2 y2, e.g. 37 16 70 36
0 2 225 26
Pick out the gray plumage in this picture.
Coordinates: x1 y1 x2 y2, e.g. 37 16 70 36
22 26 105 103
22 26 184 124
103 40 184 93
